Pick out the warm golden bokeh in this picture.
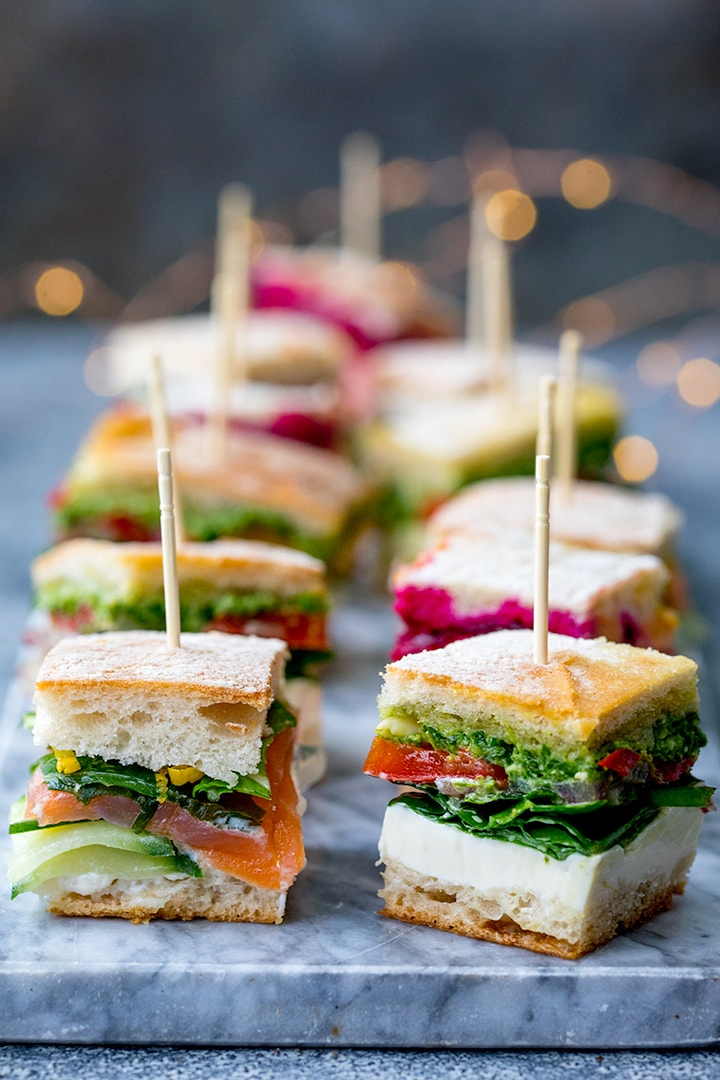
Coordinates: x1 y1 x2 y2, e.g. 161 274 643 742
677 356 720 407
636 340 682 387
34 266 84 316
613 435 659 482
381 158 428 210
485 189 537 241
561 158 612 209
561 297 616 346
473 169 518 194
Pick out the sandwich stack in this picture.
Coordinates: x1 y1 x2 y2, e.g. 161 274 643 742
364 629 712 957
9 631 305 923
363 431 712 956
29 536 332 790
50 404 376 574
98 308 357 451
390 530 678 659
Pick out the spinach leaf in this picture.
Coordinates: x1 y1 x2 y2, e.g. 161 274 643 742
392 788 667 861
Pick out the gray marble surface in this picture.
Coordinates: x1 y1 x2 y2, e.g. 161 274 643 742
1 323 719 1071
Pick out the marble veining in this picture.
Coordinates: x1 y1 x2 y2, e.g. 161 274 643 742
0 594 718 1048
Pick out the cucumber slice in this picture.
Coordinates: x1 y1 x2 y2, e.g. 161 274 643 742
8 816 200 899
10 844 200 899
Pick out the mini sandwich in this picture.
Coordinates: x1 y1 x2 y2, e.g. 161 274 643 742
30 537 331 789
391 532 678 659
427 476 685 604
369 339 618 413
51 405 376 573
251 245 459 351
357 381 622 526
97 309 356 450
9 631 305 923
364 630 713 958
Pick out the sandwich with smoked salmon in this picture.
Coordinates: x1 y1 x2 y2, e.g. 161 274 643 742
364 630 713 957
9 631 305 923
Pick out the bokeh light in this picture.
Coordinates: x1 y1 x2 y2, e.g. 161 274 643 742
381 158 428 210
561 158 612 209
613 435 659 482
636 340 682 387
561 298 616 346
485 189 537 241
473 169 518 194
84 347 124 396
34 266 84 316
677 357 720 407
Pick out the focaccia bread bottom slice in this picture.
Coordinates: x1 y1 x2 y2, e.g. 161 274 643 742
41 868 288 924
377 802 702 958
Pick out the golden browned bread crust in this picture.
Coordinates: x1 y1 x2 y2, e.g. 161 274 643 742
67 405 373 536
35 629 286 706
379 629 698 754
32 537 326 601
428 476 682 556
104 309 352 388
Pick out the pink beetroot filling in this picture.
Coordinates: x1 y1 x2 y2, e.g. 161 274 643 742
391 585 599 660
182 410 337 449
251 280 382 351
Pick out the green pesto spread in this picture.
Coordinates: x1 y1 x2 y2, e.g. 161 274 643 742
376 705 706 786
54 488 339 563
37 578 327 633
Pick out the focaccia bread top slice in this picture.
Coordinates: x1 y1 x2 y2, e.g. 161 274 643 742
32 537 326 604
378 629 698 757
33 631 289 783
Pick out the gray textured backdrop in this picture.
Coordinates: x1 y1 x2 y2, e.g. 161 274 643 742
2 1 720 327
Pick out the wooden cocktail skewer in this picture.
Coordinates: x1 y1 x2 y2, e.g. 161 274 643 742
533 374 555 665
215 182 252 280
555 329 582 504
209 185 252 463
340 131 381 263
148 353 184 545
465 189 488 351
157 448 181 650
533 452 551 665
480 228 512 390
536 373 557 460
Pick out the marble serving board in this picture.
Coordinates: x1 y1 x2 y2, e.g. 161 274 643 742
0 593 718 1050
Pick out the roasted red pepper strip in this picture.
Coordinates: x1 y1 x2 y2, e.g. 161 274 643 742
363 735 507 785
597 748 642 776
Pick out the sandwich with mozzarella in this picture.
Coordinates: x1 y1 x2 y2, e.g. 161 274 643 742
30 537 331 788
368 338 618 414
97 309 357 450
390 532 678 659
50 405 376 573
357 380 621 528
9 631 305 923
364 630 712 957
